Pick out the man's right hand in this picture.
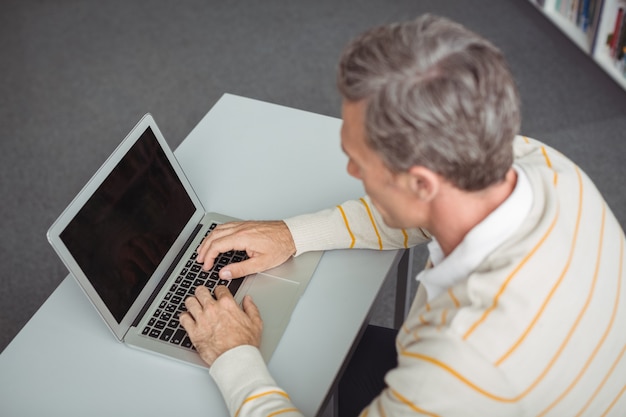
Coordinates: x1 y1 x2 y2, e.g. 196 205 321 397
197 220 296 279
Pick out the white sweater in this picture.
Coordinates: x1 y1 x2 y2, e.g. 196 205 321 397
209 136 626 417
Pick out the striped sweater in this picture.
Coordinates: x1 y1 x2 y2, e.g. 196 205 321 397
209 136 626 417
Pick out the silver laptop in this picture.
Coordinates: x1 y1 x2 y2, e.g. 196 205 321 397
47 113 322 368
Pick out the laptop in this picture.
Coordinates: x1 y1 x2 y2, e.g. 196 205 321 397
47 113 322 368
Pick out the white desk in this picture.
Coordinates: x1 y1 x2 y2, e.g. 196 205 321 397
0 94 405 416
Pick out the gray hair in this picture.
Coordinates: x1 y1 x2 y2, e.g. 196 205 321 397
337 14 521 191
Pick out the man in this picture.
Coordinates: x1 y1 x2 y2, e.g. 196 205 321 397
180 14 626 417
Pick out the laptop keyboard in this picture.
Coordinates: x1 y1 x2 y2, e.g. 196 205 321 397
141 223 248 350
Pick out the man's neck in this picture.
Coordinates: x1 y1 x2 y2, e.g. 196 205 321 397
428 168 518 257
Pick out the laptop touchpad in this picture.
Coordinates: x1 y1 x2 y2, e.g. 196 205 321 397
246 274 300 330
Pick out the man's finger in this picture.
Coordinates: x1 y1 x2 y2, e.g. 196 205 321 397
197 240 220 269
194 285 216 305
183 296 202 318
198 235 245 270
219 256 267 280
213 285 234 300
242 295 263 326
179 311 195 329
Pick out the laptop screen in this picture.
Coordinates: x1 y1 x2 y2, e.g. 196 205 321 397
60 127 196 323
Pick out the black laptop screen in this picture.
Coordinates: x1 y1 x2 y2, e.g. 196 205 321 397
60 127 196 323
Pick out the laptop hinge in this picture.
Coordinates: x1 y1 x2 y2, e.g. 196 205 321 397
131 223 204 328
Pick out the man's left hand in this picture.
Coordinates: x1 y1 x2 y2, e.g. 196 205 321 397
180 285 263 366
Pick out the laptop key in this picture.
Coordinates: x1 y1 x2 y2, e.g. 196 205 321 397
181 336 193 349
160 328 174 342
171 329 186 345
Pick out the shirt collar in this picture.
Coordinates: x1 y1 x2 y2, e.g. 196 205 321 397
417 165 533 301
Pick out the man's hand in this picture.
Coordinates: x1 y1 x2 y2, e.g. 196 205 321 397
197 221 296 279
180 286 263 366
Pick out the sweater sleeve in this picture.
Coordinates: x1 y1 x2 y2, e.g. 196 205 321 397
284 195 430 256
209 345 304 417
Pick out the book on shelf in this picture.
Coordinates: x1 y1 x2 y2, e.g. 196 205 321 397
555 0 600 32
618 12 626 63
604 4 626 76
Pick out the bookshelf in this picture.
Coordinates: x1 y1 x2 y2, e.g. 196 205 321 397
529 0 626 91
593 0 626 89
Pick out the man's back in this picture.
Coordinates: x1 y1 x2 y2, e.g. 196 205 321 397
384 136 626 416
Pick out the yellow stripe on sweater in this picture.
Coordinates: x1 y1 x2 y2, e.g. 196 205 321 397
599 384 626 417
234 390 290 417
268 408 299 417
401 229 409 248
360 198 383 250
390 389 441 417
337 204 356 249
541 146 552 168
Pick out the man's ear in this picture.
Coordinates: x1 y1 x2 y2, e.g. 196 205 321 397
407 166 439 202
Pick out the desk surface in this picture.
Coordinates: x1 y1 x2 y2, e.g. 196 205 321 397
0 94 401 416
